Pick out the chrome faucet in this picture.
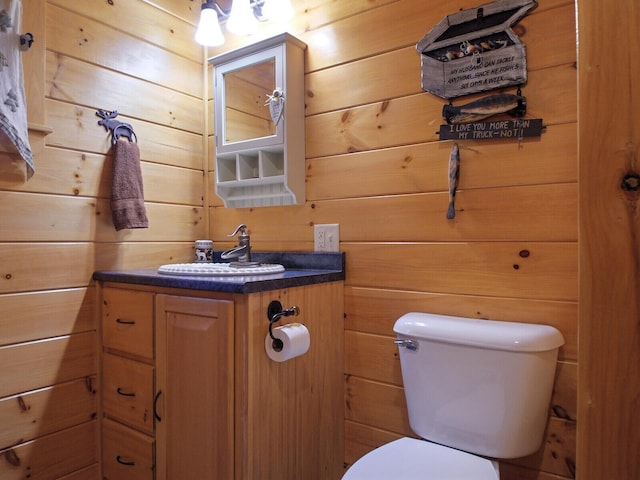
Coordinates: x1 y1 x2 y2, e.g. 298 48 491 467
221 224 256 266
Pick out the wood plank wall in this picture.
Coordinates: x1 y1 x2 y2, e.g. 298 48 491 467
577 1 640 479
207 1 577 479
0 1 204 478
0 0 581 479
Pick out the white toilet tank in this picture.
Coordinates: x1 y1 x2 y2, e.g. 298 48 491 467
394 312 564 459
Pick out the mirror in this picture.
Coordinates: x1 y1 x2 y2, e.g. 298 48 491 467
223 58 276 144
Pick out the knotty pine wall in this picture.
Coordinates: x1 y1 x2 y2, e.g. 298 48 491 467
577 1 640 478
0 0 579 479
208 1 577 479
0 1 205 478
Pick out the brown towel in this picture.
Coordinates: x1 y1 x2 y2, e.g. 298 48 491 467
111 138 149 231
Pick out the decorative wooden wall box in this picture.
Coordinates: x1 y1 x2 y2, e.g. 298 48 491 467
416 0 537 99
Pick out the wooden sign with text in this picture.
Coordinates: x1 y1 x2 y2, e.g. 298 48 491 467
417 0 537 99
438 118 544 140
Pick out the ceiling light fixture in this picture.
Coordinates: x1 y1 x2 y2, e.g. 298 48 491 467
261 0 294 22
195 1 225 46
226 0 259 35
195 0 294 47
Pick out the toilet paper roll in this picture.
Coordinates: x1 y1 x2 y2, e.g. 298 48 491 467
265 323 310 362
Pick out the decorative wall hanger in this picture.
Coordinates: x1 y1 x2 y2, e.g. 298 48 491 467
437 88 544 141
443 92 525 124
438 116 543 141
447 143 460 219
265 87 285 126
416 0 538 99
95 109 137 145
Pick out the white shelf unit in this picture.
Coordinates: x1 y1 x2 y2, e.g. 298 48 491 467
210 34 307 208
215 148 302 208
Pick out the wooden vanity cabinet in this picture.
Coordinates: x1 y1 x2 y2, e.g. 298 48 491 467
99 280 343 480
101 286 234 480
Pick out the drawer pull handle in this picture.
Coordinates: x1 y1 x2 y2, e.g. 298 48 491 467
116 318 136 325
117 387 136 397
154 389 162 422
116 455 135 466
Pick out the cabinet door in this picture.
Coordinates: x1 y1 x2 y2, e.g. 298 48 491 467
155 295 234 480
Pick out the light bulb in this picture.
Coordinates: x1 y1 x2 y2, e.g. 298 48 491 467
262 0 294 21
226 0 259 35
195 3 225 46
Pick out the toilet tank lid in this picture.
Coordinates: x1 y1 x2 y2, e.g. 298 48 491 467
394 313 564 352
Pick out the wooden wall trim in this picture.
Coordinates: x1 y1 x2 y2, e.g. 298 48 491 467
577 1 640 478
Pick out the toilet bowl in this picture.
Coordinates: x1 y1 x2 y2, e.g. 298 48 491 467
342 312 564 479
342 437 499 480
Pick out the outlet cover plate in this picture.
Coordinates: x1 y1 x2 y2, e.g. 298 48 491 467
314 224 339 252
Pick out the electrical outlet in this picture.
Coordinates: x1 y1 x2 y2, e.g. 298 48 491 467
314 224 339 252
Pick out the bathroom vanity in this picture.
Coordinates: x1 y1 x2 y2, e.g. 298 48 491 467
94 253 344 480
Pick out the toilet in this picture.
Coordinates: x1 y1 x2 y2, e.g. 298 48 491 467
343 312 564 479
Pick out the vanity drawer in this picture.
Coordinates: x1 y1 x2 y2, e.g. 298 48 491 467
103 353 155 434
103 287 154 360
103 417 154 480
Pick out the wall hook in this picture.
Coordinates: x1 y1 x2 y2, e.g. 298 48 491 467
96 109 137 145
19 33 34 51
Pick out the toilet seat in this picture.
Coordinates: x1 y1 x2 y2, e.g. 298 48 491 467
342 437 499 480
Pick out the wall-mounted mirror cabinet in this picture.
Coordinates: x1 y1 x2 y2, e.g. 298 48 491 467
209 33 307 208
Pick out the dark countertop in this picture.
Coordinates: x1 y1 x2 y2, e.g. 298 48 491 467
93 251 345 294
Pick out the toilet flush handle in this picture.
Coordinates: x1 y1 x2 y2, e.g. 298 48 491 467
394 338 419 351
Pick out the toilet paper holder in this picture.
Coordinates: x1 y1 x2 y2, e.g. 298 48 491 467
267 300 300 351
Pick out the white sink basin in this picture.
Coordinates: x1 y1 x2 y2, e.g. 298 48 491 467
157 262 285 276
